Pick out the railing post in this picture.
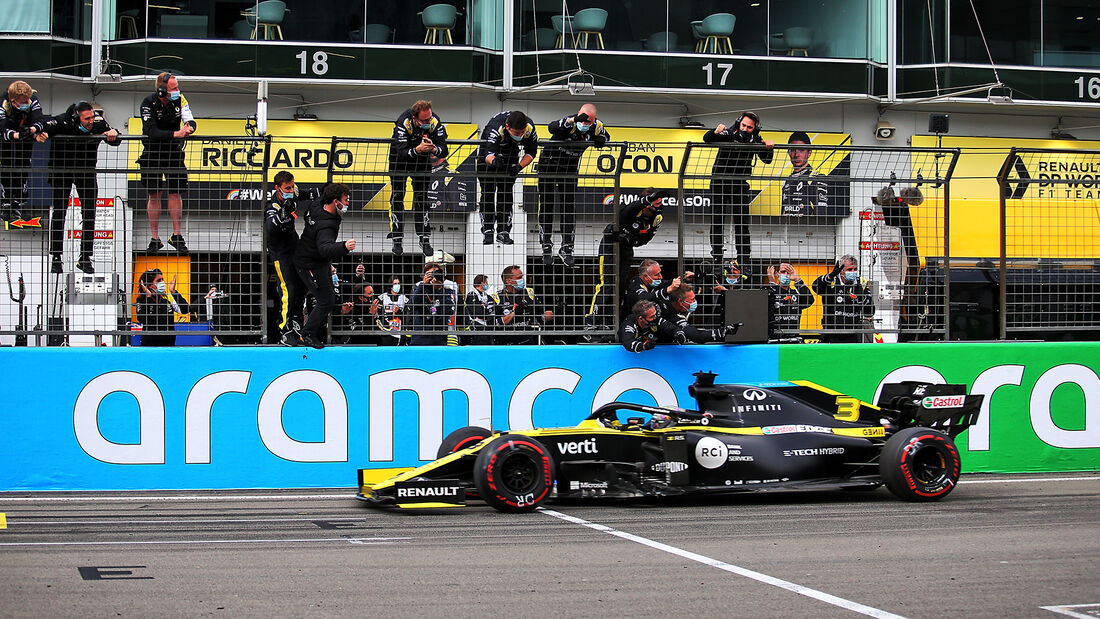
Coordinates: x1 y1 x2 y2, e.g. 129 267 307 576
260 135 273 343
995 147 1017 341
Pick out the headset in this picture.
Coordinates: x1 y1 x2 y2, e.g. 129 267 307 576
71 100 92 125
734 111 761 136
156 72 173 98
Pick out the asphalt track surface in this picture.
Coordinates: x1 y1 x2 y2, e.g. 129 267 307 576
1 473 1098 618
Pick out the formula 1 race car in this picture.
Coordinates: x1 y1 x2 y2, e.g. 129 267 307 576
357 372 983 513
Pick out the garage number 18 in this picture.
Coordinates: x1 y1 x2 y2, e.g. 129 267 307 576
296 51 329 76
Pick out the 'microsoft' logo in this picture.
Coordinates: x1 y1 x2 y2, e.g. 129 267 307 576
922 395 965 409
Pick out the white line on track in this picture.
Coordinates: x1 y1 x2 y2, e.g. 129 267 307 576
0 536 410 547
1041 603 1100 618
540 508 904 619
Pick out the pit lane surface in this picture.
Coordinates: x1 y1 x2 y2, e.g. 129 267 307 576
1 474 1097 618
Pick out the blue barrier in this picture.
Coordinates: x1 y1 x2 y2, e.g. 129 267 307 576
0 345 778 490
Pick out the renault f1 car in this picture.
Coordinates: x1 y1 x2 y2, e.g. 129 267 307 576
357 372 982 513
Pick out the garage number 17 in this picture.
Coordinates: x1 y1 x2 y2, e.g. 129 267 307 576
702 63 733 87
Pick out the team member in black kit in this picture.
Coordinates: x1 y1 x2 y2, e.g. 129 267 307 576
537 103 609 267
659 285 736 343
619 299 686 353
493 265 554 345
388 100 448 256
585 188 666 329
781 131 828 216
766 262 814 335
137 72 196 254
265 170 315 345
702 111 774 266
812 254 874 343
623 258 689 312
0 80 48 223
294 183 356 349
463 273 497 345
44 101 120 274
478 110 538 245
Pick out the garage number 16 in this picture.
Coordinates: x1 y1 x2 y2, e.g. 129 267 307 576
296 51 329 76
702 62 733 86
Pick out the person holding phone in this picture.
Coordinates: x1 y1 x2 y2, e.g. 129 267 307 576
134 268 191 347
388 100 448 256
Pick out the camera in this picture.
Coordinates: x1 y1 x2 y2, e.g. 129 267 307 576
643 189 669 206
874 119 896 141
431 268 446 283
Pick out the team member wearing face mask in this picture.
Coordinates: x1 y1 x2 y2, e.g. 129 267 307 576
375 276 408 346
264 170 314 345
583 188 666 333
536 103 609 267
659 284 738 343
137 72 196 254
623 258 689 313
812 254 874 343
387 100 448 257
0 80 48 223
293 183 356 348
702 111 775 270
463 273 497 345
766 262 815 336
43 101 120 274
493 265 554 345
478 110 538 245
134 268 191 347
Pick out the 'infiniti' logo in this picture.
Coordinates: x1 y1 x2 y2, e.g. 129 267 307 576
742 389 767 401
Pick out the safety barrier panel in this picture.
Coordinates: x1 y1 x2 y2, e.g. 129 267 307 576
1 342 1095 491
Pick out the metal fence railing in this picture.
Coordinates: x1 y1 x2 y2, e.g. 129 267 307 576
997 148 1100 340
4 133 1098 346
680 143 959 342
0 133 269 347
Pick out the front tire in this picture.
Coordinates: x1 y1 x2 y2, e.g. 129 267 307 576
437 426 491 459
880 427 961 501
474 436 554 513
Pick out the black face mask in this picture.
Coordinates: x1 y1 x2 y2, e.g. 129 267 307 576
734 129 754 143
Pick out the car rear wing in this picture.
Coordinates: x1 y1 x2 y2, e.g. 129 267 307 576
875 382 984 437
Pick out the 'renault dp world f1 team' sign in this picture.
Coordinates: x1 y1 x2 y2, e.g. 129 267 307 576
0 342 1096 491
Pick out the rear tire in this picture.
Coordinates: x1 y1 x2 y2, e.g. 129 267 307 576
436 426 491 459
474 436 554 513
880 427 961 501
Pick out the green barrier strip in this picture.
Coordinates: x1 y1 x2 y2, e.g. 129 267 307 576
778 342 1100 473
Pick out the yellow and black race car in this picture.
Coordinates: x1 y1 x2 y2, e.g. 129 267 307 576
357 371 983 513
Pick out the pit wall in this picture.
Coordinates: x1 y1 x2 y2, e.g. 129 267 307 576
3 343 1096 491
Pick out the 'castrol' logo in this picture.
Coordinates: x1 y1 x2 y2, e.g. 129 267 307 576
922 395 965 409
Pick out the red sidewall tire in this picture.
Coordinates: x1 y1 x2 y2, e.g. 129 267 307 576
437 426 492 459
474 436 554 513
881 427 961 502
